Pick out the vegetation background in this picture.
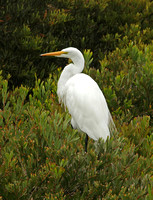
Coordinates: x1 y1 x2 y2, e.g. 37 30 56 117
0 0 153 199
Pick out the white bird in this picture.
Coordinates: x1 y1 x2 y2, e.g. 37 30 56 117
41 47 116 152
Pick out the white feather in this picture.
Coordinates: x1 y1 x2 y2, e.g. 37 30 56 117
56 47 116 142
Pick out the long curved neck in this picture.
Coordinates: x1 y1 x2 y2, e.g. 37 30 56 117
57 55 84 102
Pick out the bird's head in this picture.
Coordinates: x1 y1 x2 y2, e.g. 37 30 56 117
41 47 84 60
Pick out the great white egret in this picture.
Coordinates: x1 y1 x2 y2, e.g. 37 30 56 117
41 47 116 152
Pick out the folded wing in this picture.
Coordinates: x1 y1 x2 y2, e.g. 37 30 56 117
63 73 115 141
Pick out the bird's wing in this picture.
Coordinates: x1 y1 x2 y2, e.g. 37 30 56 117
64 73 114 141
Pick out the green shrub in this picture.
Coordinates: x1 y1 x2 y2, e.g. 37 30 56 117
0 76 152 199
1 0 153 87
86 42 153 123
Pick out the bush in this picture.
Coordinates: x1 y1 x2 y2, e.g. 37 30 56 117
1 0 153 87
86 42 153 123
0 74 152 199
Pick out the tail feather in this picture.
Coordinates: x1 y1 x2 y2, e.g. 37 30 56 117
108 111 117 137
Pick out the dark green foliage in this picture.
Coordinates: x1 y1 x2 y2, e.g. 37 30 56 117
1 0 153 87
0 0 153 199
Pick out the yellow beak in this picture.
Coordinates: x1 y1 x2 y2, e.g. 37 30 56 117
40 51 67 57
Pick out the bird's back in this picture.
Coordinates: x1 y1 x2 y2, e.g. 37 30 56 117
63 73 112 141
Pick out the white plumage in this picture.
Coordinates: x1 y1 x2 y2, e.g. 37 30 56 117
62 73 110 141
41 47 116 151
